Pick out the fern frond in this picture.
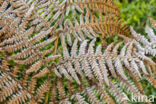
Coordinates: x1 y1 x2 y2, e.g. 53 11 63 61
85 87 103 104
77 0 120 16
0 70 37 103
35 80 50 102
97 84 115 104
109 82 128 104
74 93 88 104
131 26 156 56
0 0 156 104
56 36 155 87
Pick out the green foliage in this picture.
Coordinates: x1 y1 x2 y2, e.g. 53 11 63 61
116 0 156 32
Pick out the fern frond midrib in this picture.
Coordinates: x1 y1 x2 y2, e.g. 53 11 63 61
55 54 139 69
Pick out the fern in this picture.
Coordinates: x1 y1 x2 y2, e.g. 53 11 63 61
0 0 156 104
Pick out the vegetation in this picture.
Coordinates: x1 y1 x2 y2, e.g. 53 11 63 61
117 0 156 32
0 0 155 104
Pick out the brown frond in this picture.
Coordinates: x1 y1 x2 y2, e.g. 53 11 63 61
0 70 37 104
0 0 156 104
35 80 51 102
77 0 120 17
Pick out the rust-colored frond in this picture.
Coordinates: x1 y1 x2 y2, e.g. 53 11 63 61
76 0 120 17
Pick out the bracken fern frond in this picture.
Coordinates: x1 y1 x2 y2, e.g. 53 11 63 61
0 0 155 104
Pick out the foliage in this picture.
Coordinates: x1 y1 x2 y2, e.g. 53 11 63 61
116 0 156 32
0 0 155 104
